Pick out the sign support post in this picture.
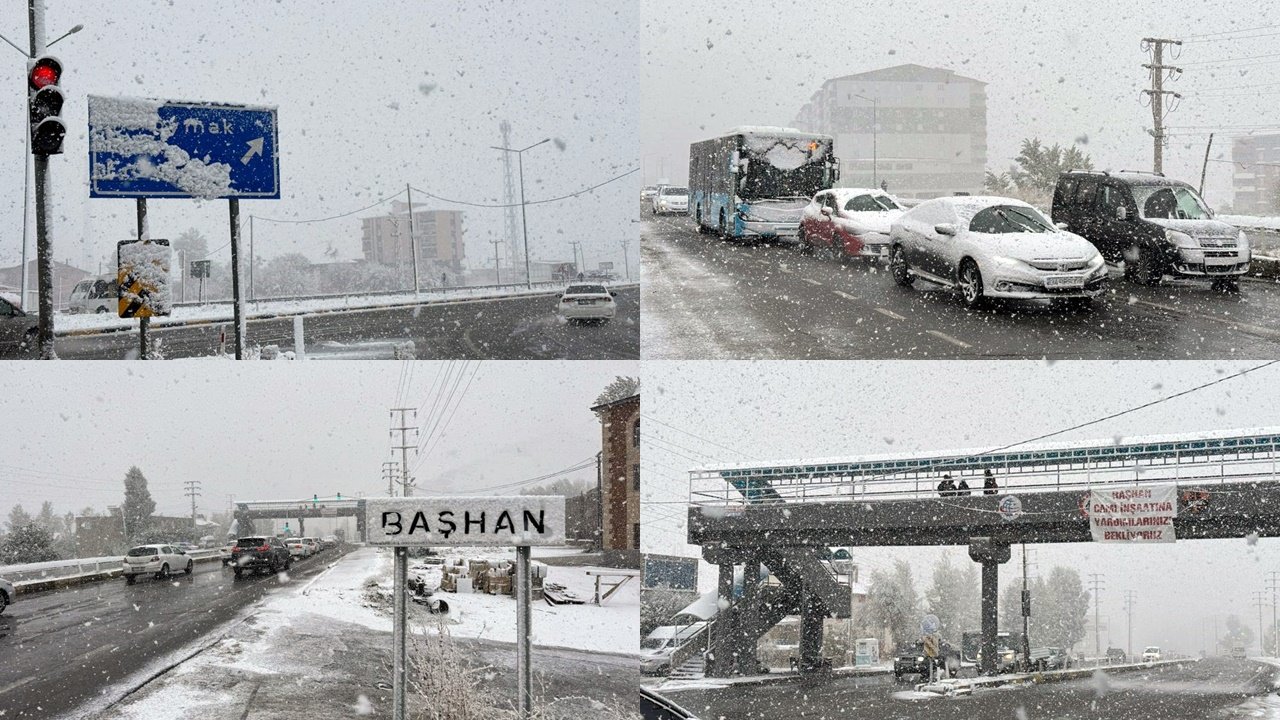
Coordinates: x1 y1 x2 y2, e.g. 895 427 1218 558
393 544 408 720
136 198 149 359
229 198 245 359
516 544 532 719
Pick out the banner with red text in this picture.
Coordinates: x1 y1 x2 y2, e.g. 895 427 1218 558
1089 485 1177 543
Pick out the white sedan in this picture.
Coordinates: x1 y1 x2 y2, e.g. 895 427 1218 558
556 283 617 323
799 188 904 260
123 544 194 584
889 196 1108 308
652 186 688 215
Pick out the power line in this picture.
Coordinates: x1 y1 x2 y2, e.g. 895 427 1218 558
640 414 760 460
437 455 598 495
251 189 406 225
409 166 638 209
1180 51 1280 66
1179 23 1280 40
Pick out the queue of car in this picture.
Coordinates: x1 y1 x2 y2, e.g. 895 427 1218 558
126 534 340 584
660 168 1252 309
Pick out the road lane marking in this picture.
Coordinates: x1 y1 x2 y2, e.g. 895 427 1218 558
1131 299 1280 342
833 291 858 301
802 278 823 286
875 308 906 321
926 329 973 349
778 267 794 274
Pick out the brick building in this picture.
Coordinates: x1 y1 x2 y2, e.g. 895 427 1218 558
592 392 639 567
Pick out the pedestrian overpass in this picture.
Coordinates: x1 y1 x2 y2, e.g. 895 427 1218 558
684 429 1280 677
234 497 367 541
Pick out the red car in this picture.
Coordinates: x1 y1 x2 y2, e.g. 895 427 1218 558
798 188 905 261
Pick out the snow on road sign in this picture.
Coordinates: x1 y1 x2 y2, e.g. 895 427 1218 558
1089 484 1177 543
365 496 566 547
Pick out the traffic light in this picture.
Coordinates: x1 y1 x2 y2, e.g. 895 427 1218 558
336 492 342 501
312 494 318 507
27 55 65 155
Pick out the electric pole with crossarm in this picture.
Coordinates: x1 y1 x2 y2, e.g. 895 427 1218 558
1142 37 1182 174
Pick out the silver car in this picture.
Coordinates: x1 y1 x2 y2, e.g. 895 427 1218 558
0 292 38 356
889 196 1108 308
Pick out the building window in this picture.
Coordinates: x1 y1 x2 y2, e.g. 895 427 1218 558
632 523 640 549
633 418 640 448
632 463 640 491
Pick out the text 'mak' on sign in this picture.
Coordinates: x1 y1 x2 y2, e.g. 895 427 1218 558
364 496 566 547
1088 484 1177 543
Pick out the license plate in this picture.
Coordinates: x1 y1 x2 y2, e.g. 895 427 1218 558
1045 275 1084 289
577 299 595 305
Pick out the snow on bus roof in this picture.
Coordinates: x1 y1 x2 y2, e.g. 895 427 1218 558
725 125 827 138
685 426 1280 475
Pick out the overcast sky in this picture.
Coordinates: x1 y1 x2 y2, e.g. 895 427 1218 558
641 0 1278 208
0 0 637 274
642 360 1280 656
0 359 635 523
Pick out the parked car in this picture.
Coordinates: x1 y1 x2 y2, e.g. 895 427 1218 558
66 276 119 314
1106 646 1127 663
1142 645 1162 662
640 623 707 676
1051 170 1250 289
123 544 193 584
652 185 689 216
229 536 291 578
894 639 960 680
640 687 701 720
889 196 1108 308
641 185 659 202
0 292 38 356
799 188 904 261
556 283 617 324
0 576 14 614
1044 646 1070 670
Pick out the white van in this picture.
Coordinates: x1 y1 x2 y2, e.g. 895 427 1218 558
67 276 119 314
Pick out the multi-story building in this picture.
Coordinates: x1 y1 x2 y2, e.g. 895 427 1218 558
361 201 465 272
793 64 988 198
592 392 640 567
1231 134 1280 214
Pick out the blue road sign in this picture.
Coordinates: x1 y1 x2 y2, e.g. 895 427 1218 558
88 96 279 199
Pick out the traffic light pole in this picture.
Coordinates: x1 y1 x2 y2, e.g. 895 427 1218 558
228 199 246 359
28 0 54 359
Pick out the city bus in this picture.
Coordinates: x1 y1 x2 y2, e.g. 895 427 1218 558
688 126 839 241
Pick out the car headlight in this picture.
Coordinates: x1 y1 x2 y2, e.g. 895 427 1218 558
917 656 925 662
1238 230 1250 252
1166 229 1197 248
1087 253 1105 269
991 255 1025 270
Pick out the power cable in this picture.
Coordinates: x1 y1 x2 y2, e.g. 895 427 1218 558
409 167 637 209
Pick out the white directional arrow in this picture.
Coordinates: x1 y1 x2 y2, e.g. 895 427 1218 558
240 137 264 165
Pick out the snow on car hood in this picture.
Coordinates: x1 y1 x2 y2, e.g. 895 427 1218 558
1144 217 1239 238
742 198 808 221
973 230 1099 261
840 209 903 235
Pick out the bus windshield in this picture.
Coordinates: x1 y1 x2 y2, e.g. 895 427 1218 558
737 133 833 200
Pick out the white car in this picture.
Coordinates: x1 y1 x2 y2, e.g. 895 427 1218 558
652 186 689 215
1142 646 1162 662
0 292 38 356
556 283 617 323
123 544 193 584
799 188 904 260
66 276 118 314
641 185 658 202
0 575 14 614
285 538 313 558
889 196 1108 308
302 537 321 555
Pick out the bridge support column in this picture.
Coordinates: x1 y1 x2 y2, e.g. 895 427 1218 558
707 562 737 677
968 537 1011 676
297 518 305 536
738 554 763 674
798 585 825 673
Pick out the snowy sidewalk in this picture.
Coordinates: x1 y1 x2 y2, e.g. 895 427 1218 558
91 546 638 720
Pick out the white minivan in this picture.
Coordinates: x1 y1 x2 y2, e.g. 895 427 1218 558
67 276 119 314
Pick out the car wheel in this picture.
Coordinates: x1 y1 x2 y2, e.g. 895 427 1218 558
946 655 960 678
157 563 170 579
0 591 7 614
797 227 814 255
126 575 136 585
695 206 708 234
95 306 109 314
718 210 728 240
234 568 243 579
958 260 985 308
1126 243 1163 286
890 246 913 287
284 557 292 571
185 561 193 575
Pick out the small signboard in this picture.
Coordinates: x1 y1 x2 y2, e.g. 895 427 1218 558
190 260 212 279
88 95 280 199
364 496 566 547
117 239 171 318
998 495 1023 521
1089 485 1177 543
923 634 939 658
643 554 699 591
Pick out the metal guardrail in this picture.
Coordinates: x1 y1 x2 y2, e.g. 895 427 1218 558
2 549 221 586
168 280 601 308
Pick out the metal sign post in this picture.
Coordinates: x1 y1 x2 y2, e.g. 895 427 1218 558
365 496 566 720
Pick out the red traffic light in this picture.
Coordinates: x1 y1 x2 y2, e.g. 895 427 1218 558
28 57 61 90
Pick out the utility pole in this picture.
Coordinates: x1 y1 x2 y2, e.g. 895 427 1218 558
569 240 583 274
382 461 400 497
1123 591 1137 661
389 408 418 497
1253 590 1267 655
183 480 202 529
1141 37 1183 175
499 121 521 275
490 239 503 285
1267 571 1280 658
1088 573 1106 658
619 238 631 280
405 184 420 294
595 450 604 551
1021 544 1031 668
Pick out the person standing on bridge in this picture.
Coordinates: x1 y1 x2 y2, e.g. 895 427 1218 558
983 469 999 496
937 474 956 497
956 477 972 496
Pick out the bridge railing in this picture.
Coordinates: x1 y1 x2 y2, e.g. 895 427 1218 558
689 451 1280 507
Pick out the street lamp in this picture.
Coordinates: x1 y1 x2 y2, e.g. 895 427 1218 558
851 93 878 188
491 137 549 289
